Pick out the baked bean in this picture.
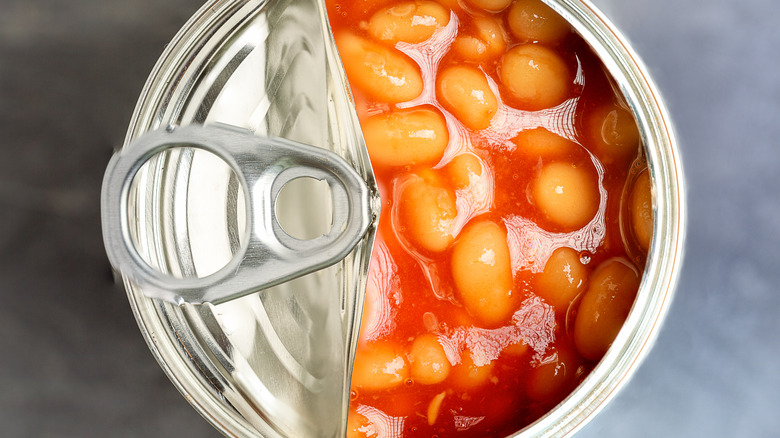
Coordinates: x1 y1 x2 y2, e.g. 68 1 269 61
451 306 477 327
451 36 488 61
451 220 515 327
452 349 495 389
507 0 571 44
435 0 462 13
437 66 498 130
399 174 458 252
352 341 410 390
362 108 449 167
630 168 653 251
336 31 423 103
536 247 588 311
410 333 451 384
346 410 375 438
451 16 507 62
499 43 570 110
525 342 579 402
586 103 640 164
511 127 578 157
464 0 511 12
368 0 450 44
445 153 483 188
503 338 529 356
532 161 598 230
574 258 640 360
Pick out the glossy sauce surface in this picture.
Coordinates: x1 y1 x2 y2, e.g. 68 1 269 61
327 0 652 435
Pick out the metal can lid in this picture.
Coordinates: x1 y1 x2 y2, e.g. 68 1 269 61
114 0 379 436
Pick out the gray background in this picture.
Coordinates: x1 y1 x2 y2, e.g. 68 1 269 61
1 0 777 436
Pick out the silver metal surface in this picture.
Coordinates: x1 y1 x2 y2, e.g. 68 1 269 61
112 0 379 436
102 123 372 304
106 0 683 437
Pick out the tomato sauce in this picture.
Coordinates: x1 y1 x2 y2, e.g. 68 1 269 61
327 0 652 436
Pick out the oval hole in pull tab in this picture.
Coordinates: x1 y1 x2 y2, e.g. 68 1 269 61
126 145 250 280
275 177 334 241
103 123 374 305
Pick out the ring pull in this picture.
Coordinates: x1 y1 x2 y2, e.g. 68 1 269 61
101 123 374 305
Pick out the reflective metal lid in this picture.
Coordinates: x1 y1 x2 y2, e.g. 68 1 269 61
113 0 379 436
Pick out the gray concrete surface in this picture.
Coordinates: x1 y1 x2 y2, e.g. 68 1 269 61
1 0 777 436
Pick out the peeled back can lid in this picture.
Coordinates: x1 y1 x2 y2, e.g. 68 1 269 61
112 0 379 436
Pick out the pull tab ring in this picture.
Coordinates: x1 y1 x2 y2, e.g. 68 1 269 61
101 123 374 305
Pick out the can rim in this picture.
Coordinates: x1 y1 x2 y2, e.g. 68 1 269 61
513 0 686 436
120 0 686 436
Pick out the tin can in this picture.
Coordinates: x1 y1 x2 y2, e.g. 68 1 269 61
114 0 685 436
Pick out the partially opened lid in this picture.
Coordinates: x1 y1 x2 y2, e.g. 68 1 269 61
118 0 377 436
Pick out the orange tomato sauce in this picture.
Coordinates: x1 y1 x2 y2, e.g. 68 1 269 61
327 0 652 436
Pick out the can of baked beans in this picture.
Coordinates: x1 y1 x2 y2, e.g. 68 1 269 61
106 0 685 436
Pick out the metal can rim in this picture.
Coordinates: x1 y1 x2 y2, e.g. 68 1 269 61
120 0 687 436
